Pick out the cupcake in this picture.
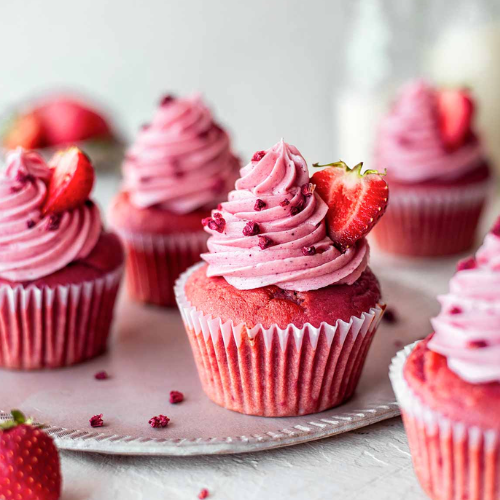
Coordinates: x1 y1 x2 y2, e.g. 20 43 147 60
1 93 124 172
175 140 389 417
109 94 239 307
0 147 124 369
372 80 492 257
390 220 500 499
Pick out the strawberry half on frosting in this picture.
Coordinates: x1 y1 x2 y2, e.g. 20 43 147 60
312 161 389 252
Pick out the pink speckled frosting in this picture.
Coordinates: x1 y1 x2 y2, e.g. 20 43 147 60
123 94 239 214
201 140 369 291
376 80 485 183
0 149 101 281
429 223 500 383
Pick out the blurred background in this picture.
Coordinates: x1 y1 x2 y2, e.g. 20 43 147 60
1 0 500 170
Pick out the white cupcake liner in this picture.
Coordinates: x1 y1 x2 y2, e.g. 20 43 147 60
372 180 491 257
388 180 492 207
390 342 500 499
174 262 384 417
0 266 123 370
117 230 208 307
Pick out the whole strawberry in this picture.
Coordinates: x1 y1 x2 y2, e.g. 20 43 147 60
0 410 61 500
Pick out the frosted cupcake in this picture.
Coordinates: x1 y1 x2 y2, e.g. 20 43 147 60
390 220 500 499
0 148 123 369
109 94 239 306
372 80 492 257
175 140 389 416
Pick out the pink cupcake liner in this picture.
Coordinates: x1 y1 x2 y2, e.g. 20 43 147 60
372 181 491 257
390 343 500 500
117 230 208 307
0 267 123 370
175 263 385 417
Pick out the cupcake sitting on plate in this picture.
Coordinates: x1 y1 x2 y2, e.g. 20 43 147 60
372 80 492 257
390 220 500 499
0 147 124 370
175 140 389 417
109 94 239 307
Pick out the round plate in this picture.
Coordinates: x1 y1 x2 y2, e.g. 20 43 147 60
0 271 438 456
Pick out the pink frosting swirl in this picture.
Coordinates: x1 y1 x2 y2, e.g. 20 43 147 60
429 227 500 383
201 140 369 291
376 80 485 183
0 149 101 281
123 94 239 214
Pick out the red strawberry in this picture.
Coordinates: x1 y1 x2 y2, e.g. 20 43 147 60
35 97 112 146
311 161 389 251
42 147 95 215
2 112 44 150
0 410 61 500
437 89 474 151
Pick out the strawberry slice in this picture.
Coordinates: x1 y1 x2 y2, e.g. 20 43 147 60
311 161 389 251
437 89 474 151
42 147 95 215
2 112 44 150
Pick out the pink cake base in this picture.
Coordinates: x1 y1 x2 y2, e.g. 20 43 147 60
120 230 208 307
0 267 122 370
372 182 490 257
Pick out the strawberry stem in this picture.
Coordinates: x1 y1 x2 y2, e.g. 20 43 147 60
0 410 31 431
312 160 386 177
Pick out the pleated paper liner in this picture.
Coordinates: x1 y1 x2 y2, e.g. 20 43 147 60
390 343 500 500
175 262 385 417
0 266 123 370
117 229 208 307
372 180 491 257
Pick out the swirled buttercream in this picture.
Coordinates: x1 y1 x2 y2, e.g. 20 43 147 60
123 94 239 214
201 140 369 291
376 80 485 183
429 223 500 383
0 149 101 281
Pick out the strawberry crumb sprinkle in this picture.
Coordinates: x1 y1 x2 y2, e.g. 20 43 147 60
198 488 209 499
89 414 104 427
258 235 273 250
302 246 316 256
457 257 476 272
254 199 266 211
169 391 184 404
149 415 170 428
94 371 109 380
243 221 260 236
251 150 266 162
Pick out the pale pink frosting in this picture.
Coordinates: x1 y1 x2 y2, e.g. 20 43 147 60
429 229 500 384
0 149 101 282
201 140 369 291
376 80 485 183
123 95 239 214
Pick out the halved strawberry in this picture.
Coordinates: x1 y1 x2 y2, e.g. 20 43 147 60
311 161 389 251
2 112 44 150
42 147 95 215
437 89 474 151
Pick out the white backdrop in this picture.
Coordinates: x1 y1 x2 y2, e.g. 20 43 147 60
2 1 500 171
0 0 346 163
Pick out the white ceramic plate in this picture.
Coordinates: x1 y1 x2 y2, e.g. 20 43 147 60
0 270 438 456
